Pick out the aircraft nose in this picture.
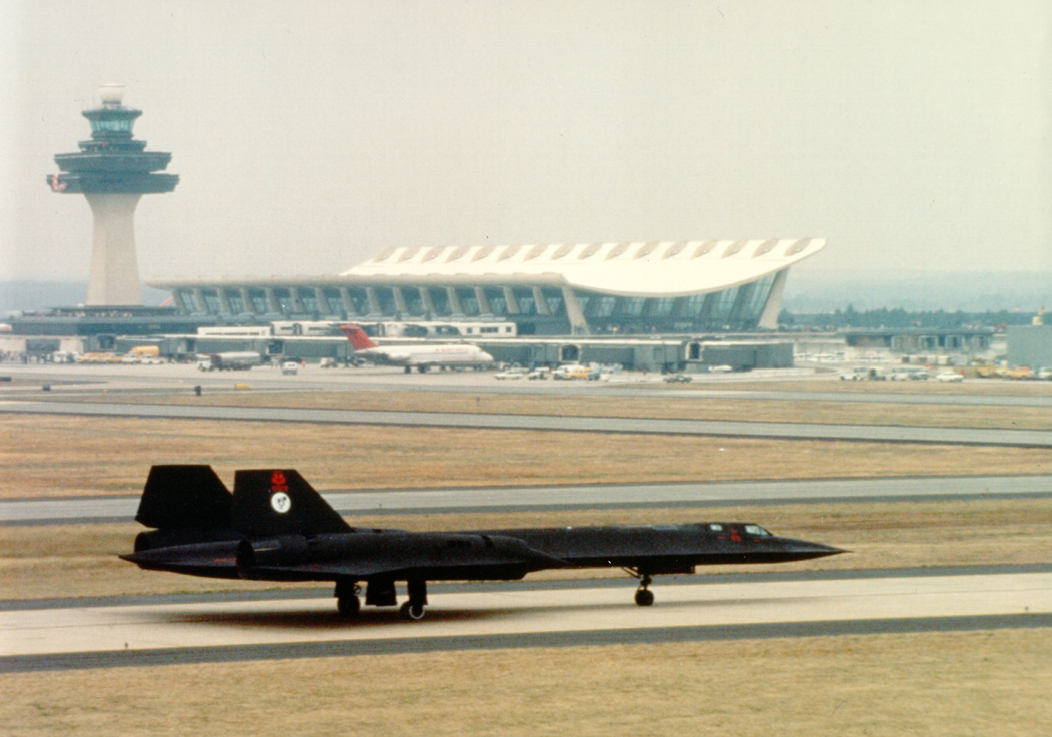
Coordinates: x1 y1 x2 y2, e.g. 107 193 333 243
765 534 847 561
790 540 848 559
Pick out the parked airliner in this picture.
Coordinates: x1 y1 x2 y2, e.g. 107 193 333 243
339 324 494 373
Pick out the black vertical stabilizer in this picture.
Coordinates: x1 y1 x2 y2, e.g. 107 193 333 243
231 469 351 538
136 465 232 530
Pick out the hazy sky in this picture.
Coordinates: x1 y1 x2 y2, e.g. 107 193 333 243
2 0 1049 285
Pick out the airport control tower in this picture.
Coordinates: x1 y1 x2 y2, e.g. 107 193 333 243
47 85 178 305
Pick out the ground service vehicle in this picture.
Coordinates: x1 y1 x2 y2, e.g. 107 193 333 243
197 351 263 372
889 366 930 381
122 345 162 364
841 366 886 381
552 364 591 380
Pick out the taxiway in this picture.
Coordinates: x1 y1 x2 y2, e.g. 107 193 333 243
2 568 1049 672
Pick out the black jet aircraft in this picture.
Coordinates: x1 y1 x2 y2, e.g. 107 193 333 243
121 465 844 620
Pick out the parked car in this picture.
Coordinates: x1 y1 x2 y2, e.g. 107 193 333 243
935 371 963 382
663 374 692 383
281 361 299 375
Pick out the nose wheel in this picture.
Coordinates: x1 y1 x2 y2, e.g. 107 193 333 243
625 570 655 606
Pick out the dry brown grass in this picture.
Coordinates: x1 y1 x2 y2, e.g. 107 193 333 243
3 631 1050 737
5 414 1052 499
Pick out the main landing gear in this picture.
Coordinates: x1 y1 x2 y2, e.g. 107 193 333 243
399 601 426 620
335 579 361 616
625 569 656 606
402 578 429 620
335 578 429 620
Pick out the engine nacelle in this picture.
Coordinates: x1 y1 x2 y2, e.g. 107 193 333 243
236 535 310 579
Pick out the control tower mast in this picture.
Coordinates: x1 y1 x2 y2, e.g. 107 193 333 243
47 85 178 305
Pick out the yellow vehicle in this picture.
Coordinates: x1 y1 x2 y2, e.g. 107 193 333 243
551 364 591 380
77 352 122 363
998 366 1032 380
968 362 996 379
122 345 162 364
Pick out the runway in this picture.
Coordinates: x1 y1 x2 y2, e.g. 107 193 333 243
3 568 1049 672
5 474 1052 525
5 398 1052 448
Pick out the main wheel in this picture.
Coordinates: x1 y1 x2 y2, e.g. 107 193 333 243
337 594 360 616
400 601 426 621
634 589 655 607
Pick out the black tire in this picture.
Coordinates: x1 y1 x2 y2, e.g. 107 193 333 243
400 601 426 621
634 589 655 607
337 595 360 616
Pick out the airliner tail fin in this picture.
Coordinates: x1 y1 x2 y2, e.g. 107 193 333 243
338 324 378 350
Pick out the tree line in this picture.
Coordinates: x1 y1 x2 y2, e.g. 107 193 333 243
779 305 1038 330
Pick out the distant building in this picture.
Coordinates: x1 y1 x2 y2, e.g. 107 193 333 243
1007 325 1052 369
149 238 825 336
842 327 994 355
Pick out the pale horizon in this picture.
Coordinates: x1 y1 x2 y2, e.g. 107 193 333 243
2 1 1049 285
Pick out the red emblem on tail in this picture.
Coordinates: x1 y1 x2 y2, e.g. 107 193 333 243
271 470 288 492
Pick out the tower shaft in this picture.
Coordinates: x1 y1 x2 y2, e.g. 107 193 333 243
85 193 143 305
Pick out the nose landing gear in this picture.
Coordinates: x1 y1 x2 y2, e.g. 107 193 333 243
625 569 655 606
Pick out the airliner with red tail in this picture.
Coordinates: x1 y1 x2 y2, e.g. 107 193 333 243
339 323 495 373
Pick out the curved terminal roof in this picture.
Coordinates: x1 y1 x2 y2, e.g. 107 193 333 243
341 239 825 297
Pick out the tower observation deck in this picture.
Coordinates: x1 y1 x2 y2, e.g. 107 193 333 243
47 84 178 305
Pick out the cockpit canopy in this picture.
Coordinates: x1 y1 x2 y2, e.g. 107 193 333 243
705 523 772 536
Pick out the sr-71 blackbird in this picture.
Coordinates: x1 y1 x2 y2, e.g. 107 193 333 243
121 466 845 620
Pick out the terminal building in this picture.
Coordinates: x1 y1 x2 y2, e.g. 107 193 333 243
149 238 826 336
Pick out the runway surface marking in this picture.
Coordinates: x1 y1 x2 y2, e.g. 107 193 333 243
4 572 1048 659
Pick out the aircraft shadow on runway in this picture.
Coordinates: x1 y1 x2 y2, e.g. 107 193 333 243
165 607 518 630
159 595 808 630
